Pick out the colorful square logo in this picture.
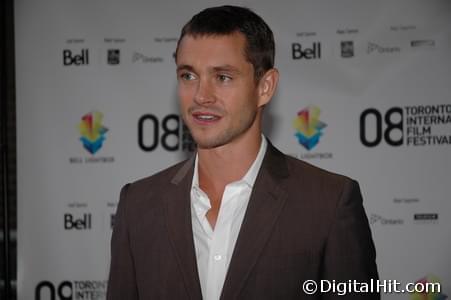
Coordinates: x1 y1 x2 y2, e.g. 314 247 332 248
78 111 109 154
293 105 327 150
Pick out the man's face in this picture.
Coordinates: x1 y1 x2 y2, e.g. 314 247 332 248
176 32 262 149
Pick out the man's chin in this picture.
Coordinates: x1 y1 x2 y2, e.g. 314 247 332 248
192 134 230 150
194 139 225 150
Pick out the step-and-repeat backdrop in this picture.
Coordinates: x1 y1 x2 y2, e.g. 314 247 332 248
15 0 450 299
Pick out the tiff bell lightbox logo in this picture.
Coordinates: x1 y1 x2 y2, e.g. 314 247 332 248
292 105 327 150
107 49 120 65
77 111 109 155
292 42 321 60
341 41 354 58
63 49 89 66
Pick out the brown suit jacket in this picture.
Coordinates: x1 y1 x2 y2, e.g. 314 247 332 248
107 141 379 299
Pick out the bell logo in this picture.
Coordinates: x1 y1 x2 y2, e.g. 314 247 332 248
292 42 321 60
63 49 89 66
64 213 92 230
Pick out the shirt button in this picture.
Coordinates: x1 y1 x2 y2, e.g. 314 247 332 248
214 255 222 261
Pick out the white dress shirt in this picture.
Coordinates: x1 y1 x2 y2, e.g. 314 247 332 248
190 137 268 300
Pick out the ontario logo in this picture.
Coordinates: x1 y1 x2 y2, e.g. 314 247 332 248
77 111 108 154
293 105 327 150
410 275 447 300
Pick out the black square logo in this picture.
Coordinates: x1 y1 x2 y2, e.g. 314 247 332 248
107 49 120 65
341 41 354 58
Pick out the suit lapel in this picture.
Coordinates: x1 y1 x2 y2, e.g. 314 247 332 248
220 142 290 300
165 156 203 300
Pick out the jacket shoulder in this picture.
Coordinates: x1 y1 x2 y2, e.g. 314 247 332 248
121 158 192 207
132 159 190 188
284 154 354 191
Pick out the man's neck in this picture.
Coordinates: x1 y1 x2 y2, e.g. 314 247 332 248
197 133 262 190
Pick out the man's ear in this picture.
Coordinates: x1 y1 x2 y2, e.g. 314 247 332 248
257 68 279 107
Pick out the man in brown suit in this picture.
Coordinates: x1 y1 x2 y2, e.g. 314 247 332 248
107 5 379 300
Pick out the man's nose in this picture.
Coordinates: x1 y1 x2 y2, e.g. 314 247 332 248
194 79 215 105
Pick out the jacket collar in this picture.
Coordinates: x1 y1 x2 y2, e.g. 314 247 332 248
171 138 289 185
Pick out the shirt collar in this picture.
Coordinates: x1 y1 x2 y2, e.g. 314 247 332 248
192 135 267 189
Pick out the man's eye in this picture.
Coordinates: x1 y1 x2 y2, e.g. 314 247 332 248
217 74 232 82
180 73 196 81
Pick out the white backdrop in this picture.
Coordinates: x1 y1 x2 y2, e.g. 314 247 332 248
15 0 451 299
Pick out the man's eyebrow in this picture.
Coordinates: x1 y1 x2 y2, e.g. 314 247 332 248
176 64 195 72
212 65 242 74
212 65 241 73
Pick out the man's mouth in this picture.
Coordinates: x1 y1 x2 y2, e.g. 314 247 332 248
192 112 222 124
